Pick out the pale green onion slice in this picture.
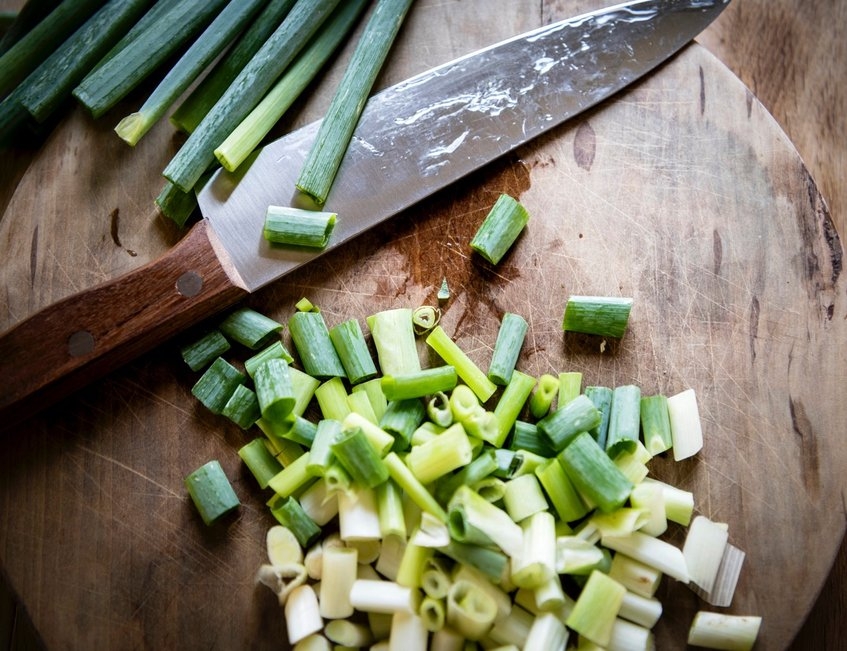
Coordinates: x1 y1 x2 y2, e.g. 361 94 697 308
667 388 704 461
263 205 337 249
687 612 762 651
426 325 497 403
565 570 626 647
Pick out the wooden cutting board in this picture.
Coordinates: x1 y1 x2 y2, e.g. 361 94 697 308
1 2 844 649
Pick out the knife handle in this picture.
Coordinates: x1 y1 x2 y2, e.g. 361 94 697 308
0 220 248 429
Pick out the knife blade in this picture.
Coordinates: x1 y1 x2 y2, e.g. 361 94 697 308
0 0 728 428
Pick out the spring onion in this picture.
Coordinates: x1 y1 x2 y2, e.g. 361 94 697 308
254 358 296 423
426 326 497 403
244 340 294 377
285 584 323 644
537 393 602 452
184 459 240 525
191 357 245 414
687 612 762 651
238 438 283 489
295 0 414 205
271 496 321 548
491 370 536 447
405 422 473 485
170 0 297 133
557 431 633 513
163 0 343 193
349 579 418 614
469 194 530 265
180 329 230 371
602 531 690 584
267 452 314 499
220 306 284 349
510 510 557 589
584 385 613 448
640 393 673 456
682 515 729 595
447 485 523 558
534 457 590 523
565 570 626 647
319 545 357 619
444 579 497 640
383 452 447 523
221 383 261 429
367 308 420 376
263 205 338 249
381 366 458 401
330 427 389 488
562 295 633 339
528 373 559 419
487 312 527 385
379 399 426 451
667 388 704 461
502 474 548 524
289 310 346 379
606 384 642 458
525 612 569 650
328 318 378 385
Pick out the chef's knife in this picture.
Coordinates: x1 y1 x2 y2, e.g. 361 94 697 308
0 0 729 428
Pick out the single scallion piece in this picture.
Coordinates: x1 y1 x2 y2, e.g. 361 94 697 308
487 312 527 385
433 448 497 506
686 612 761 651
375 478 406 539
379 398 426 451
314 376 350 421
426 326 497 403
328 318 378 385
191 357 246 414
180 329 230 371
562 295 633 339
155 180 198 228
535 457 589 522
295 0 414 205
220 306 283 349
439 541 508 584
330 427 389 489
469 194 530 265
524 612 569 650
163 0 343 192
444 579 498 640
405 422 473 485
502 474 548 524
447 485 523 558
263 205 337 249
244 340 294 378
267 452 314 499
528 373 559 419
74 0 229 118
486 369 534 447
238 438 283 489
222 383 261 429
289 310 346 379
214 0 369 171
254 358 296 423
584 385 613 449
170 0 297 133
0 0 63 55
557 431 633 513
367 308 420 376
381 366 458 401
605 384 642 458
509 421 554 458
270 496 321 548
184 459 240 525
601 531 690 583
565 570 626 647
383 452 446 523
537 393 602 452
558 371 582 406
667 388 704 461
640 393 673 456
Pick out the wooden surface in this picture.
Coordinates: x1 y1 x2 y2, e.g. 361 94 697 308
1 1 845 649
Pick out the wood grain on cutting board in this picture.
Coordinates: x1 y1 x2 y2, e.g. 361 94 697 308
1 1 845 649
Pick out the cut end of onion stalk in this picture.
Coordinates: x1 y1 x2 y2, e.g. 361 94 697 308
667 388 704 461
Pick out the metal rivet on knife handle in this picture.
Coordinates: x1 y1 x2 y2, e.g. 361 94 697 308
67 330 95 357
176 271 204 297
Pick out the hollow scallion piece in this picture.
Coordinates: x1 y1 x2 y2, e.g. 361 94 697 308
191 357 246 414
295 0 413 204
375 478 406 539
254 358 296 422
367 308 420 375
267 452 314 498
426 326 496 403
155 180 198 228
238 438 283 489
330 427 389 489
682 515 729 595
349 579 417 614
509 421 554 458
629 481 668 537
440 541 508 583
163 0 343 192
562 295 633 339
491 370 536 447
447 485 523 558
352 378 388 422
608 553 663 598
184 459 240 525
341 412 394 456
215 0 369 170
244 340 294 377
285 585 323 644
433 447 497 505
557 431 633 513
419 596 446 632
606 384 642 458
379 398 426 451
263 205 337 249
667 388 703 461
602 531 690 583
315 376 350 421
469 194 530 265
640 394 672 456
289 310 346 379
270 496 321 548
558 371 582 406
528 373 559 419
180 329 230 371
383 452 447 523
502 474 548 524
405 422 473 485
445 579 497 640
220 306 283 350
510 510 557 589
381 366 458 401
585 385 613 449
487 312 527 385
116 0 266 145
222 383 261 429
425 392 452 428
525 612 569 650
411 305 440 335
537 393 602 452
534 457 589 523
565 570 626 647
328 318 377 385
687 612 761 651
170 0 297 133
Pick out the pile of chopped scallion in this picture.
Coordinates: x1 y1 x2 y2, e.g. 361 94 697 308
180 292 762 650
0 0 412 227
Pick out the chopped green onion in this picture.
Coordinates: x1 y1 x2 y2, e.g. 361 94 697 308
74 0 229 118
349 578 417 614
244 340 294 377
381 366 458 401
537 393 602 452
510 511 557 589
341 412 394 456
641 477 694 526
469 194 530 265
426 326 496 403
608 552 663 598
525 611 569 650
367 308 420 376
534 457 589 523
214 0 368 170
601 531 690 583
425 392 453 428
180 329 230 371
667 388 703 461
557 431 633 513
528 373 559 419
379 398 426 451
330 427 389 489
324 620 373 648
502 474 548 523
267 452 314 498
491 370 536 447
558 371 582 406
509 421 554 458
411 305 441 336
238 438 283 489
0 0 63 55
306 419 341 476
447 485 522 558
565 570 626 647
555 536 607 575
155 180 198 228
433 447 497 505
271 496 321 548
629 481 668 537
314 376 351 421
352 378 388 422
263 205 337 249
606 384 642 458
170 0 297 133
337 485 381 541
375 479 406 539
437 278 450 302
285 585 323 644
585 385 613 449
191 357 246 414
277 415 318 447
640 394 673 456
383 452 446 523
222 383 261 429
220 306 283 350
163 0 343 192
289 310 346 379
254 358 296 422
405 422 473 485
184 459 240 525
419 596 446 632
487 312 527 385
329 318 378 385
115 0 267 145
444 579 497 640
562 295 633 339
687 612 761 651
295 0 414 204
682 515 729 595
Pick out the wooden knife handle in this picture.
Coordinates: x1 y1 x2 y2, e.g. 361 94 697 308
0 220 248 429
